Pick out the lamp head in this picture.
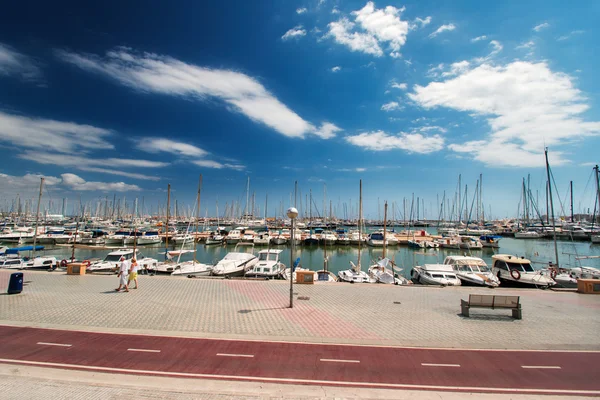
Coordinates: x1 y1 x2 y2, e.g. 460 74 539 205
286 207 298 219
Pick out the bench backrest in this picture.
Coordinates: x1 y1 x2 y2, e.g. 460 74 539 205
468 294 519 308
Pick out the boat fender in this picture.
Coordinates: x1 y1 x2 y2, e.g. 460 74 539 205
550 269 557 279
510 269 521 280
60 259 68 268
83 260 91 269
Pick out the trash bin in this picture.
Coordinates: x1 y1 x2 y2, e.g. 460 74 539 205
7 272 23 294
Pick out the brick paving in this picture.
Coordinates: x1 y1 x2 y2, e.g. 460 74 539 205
1 269 599 350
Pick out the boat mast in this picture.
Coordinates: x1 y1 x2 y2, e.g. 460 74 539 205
545 148 559 267
358 179 362 270
165 184 171 253
194 175 202 264
594 165 600 229
31 177 44 257
570 180 574 223
245 176 250 223
383 201 387 259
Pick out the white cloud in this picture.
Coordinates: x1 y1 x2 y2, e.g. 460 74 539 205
557 30 584 41
57 48 332 139
327 1 409 58
0 42 42 82
346 131 444 153
0 111 113 153
313 122 342 139
533 22 550 32
137 138 207 157
282 25 307 40
192 160 245 170
429 23 456 38
516 40 535 50
18 151 164 181
331 7 340 14
381 101 401 111
296 7 307 14
61 173 140 192
391 82 407 90
489 40 503 55
471 35 487 42
0 172 140 194
331 66 341 72
409 61 600 167
580 162 598 167
328 18 383 56
336 167 367 172
441 61 470 77
410 16 431 29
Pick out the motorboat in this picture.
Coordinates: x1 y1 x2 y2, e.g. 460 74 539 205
0 227 35 244
211 243 258 277
336 229 350 245
104 230 130 246
136 231 162 245
245 249 285 278
0 258 23 269
80 230 107 246
514 230 544 239
271 231 288 245
480 235 501 248
407 239 425 249
348 230 364 245
410 264 462 286
315 269 337 282
253 231 271 246
303 232 319 245
241 230 257 243
366 232 384 247
368 258 406 284
591 235 600 244
337 261 371 283
225 227 247 245
87 248 158 273
439 236 461 249
171 233 195 245
205 233 224 245
171 260 213 277
320 230 338 245
458 236 483 250
21 256 58 270
37 228 71 245
443 256 500 287
491 254 555 288
544 265 600 288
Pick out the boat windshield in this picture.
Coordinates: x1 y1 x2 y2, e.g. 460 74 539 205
476 265 490 272
259 253 278 261
506 261 534 272
104 253 132 262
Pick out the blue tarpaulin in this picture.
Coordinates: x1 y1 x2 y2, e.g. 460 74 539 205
6 245 45 254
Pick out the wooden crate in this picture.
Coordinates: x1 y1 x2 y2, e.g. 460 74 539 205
577 279 600 294
67 263 87 275
295 271 314 284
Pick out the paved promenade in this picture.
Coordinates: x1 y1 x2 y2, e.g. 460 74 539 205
1 269 599 350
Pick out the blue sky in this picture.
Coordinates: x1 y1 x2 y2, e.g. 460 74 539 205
1 0 599 220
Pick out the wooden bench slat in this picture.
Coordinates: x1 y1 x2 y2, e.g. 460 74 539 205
462 294 522 319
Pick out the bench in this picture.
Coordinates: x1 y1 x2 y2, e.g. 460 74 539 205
461 294 522 319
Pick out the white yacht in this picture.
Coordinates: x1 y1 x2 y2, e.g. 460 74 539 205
348 230 364 245
458 236 483 250
0 258 24 269
514 230 544 239
366 232 384 247
591 235 600 244
443 256 500 287
137 231 162 245
410 264 462 286
0 227 35 244
480 235 501 248
87 248 158 273
338 261 371 283
205 232 224 245
245 249 285 278
368 258 406 285
171 260 213 277
252 231 271 246
271 231 288 245
545 266 600 289
225 227 247 245
491 254 555 288
211 244 258 277
439 236 461 249
320 230 338 245
171 233 195 245
37 228 71 245
104 230 130 246
21 256 58 270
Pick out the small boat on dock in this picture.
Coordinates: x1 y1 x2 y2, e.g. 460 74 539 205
443 256 499 287
245 249 285 278
410 264 461 286
211 243 258 277
491 254 555 288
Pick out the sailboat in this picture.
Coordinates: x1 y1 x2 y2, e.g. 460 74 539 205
338 180 371 283
172 176 213 277
315 192 337 282
23 178 58 270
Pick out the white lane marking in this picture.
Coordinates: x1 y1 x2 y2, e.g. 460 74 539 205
6 322 599 353
421 363 460 367
216 353 254 358
522 365 561 369
127 348 161 353
36 342 72 347
320 358 360 363
0 358 597 395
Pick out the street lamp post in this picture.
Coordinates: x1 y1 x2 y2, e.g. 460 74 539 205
287 207 298 308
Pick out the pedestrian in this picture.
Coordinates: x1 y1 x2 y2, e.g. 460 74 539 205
115 256 129 292
128 258 139 289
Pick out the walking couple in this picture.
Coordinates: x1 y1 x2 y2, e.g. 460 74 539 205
115 256 139 292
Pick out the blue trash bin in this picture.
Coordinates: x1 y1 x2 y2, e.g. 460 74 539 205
8 272 23 294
